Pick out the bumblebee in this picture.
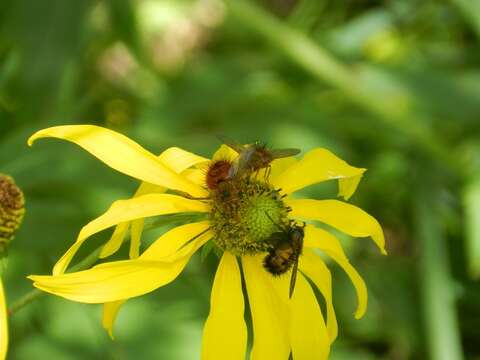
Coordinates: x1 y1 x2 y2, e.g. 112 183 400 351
263 221 305 298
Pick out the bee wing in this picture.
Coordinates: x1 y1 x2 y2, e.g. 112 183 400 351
217 135 245 154
269 148 301 159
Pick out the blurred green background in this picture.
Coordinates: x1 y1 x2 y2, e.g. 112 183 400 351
1 0 480 359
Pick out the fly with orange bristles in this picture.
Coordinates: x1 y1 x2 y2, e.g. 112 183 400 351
218 135 300 180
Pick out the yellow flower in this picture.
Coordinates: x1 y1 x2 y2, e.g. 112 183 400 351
27 125 385 359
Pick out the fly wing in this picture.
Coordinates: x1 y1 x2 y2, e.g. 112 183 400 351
270 148 301 159
231 145 255 177
289 229 304 298
289 256 299 298
217 135 245 154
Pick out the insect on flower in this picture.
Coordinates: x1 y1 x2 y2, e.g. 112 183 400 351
263 217 305 298
27 125 386 360
219 135 301 180
205 159 234 190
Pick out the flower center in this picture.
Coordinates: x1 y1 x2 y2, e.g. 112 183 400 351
209 179 289 256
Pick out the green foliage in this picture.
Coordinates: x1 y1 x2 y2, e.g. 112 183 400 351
1 0 480 358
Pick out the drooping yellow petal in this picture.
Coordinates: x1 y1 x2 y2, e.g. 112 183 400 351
102 300 125 340
338 174 363 200
287 199 386 254
102 218 205 339
242 255 290 360
290 273 330 360
299 250 337 342
54 193 208 275
101 147 208 260
29 222 211 303
157 146 209 172
100 222 130 259
33 261 186 303
201 253 247 360
120 146 208 258
212 144 238 162
271 148 366 199
0 280 7 360
140 221 211 260
129 218 144 259
305 226 368 319
28 125 206 197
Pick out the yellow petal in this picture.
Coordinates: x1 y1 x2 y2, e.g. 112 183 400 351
28 125 206 197
299 250 338 342
158 146 209 173
242 255 290 360
305 226 368 319
101 181 166 260
101 147 207 259
140 221 211 260
129 219 144 259
338 174 363 200
212 144 238 162
29 222 211 303
102 300 125 340
100 182 170 260
271 148 366 199
100 222 130 259
287 199 386 254
54 193 208 275
183 168 207 187
102 219 208 339
270 157 298 181
100 182 164 260
290 273 330 360
0 280 7 360
201 253 247 360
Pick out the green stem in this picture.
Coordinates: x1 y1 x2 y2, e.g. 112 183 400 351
8 245 103 316
225 0 453 166
7 289 42 316
415 190 464 360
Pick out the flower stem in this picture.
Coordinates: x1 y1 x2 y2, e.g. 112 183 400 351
7 289 42 316
8 245 103 316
